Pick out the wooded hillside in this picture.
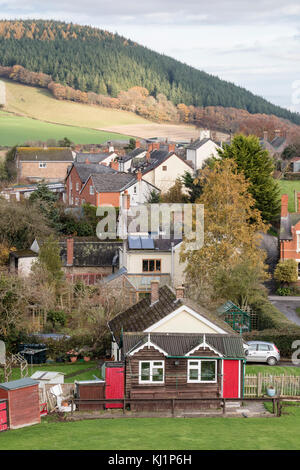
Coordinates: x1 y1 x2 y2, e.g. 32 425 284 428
0 19 299 126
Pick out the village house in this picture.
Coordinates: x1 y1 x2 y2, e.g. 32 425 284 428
279 193 300 280
9 237 122 284
79 170 159 208
185 130 222 170
15 147 76 183
130 143 193 193
260 129 287 158
65 162 117 206
75 151 118 166
107 283 245 410
117 234 186 300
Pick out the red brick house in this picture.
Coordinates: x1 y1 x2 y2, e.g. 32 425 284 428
279 193 300 279
79 171 158 208
65 162 117 206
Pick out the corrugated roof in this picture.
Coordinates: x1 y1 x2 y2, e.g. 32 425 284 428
122 332 245 358
0 378 39 391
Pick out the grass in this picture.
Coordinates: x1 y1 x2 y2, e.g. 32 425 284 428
246 364 300 376
3 78 149 129
0 110 132 146
277 180 300 212
0 404 300 450
296 307 300 318
9 360 102 383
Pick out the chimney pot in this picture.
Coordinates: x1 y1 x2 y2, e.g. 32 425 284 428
137 170 142 181
110 160 119 171
135 140 141 149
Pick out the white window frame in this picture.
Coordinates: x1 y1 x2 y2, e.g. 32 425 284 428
139 360 165 384
76 182 79 192
39 162 47 168
296 259 300 280
187 359 217 383
297 232 300 253
89 185 95 195
133 185 137 194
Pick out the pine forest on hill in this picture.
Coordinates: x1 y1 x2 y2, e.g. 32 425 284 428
0 19 300 129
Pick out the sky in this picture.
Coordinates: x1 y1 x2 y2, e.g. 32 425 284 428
1 0 300 112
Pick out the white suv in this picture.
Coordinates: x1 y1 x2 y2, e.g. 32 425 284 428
244 341 280 366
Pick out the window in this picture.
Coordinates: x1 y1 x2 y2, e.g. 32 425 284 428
162 166 167 171
297 234 300 252
257 344 271 351
76 182 79 192
187 360 217 383
139 361 164 383
298 263 300 279
89 185 95 195
81 199 85 205
133 186 137 194
142 259 161 272
75 198 79 206
39 162 47 168
248 344 257 351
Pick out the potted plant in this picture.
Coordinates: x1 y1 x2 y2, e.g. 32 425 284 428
66 349 79 362
80 347 93 362
266 385 276 397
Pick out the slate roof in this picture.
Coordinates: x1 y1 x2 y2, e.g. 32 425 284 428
75 153 112 164
0 377 39 391
280 212 300 240
108 285 235 343
90 172 138 193
271 136 286 149
70 162 117 184
122 332 245 358
186 138 212 150
16 148 74 162
126 237 182 251
59 240 122 267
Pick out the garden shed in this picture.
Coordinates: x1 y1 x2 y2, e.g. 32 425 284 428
216 301 251 333
0 378 40 429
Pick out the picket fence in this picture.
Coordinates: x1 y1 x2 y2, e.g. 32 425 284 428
244 373 300 397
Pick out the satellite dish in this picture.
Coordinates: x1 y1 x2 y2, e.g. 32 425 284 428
0 341 6 365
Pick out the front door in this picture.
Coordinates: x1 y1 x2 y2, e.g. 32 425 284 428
222 360 240 398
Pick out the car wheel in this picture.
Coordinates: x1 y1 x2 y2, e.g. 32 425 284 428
267 357 277 366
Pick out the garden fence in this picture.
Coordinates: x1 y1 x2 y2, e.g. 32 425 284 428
244 373 300 397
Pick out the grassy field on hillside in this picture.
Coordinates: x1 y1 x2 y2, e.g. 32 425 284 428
278 180 300 212
1 404 300 450
0 110 131 146
3 78 149 129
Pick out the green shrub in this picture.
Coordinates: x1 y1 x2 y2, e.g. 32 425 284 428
249 296 293 330
276 287 293 296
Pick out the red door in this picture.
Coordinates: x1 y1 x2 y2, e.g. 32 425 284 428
105 366 124 409
0 401 8 431
222 360 240 398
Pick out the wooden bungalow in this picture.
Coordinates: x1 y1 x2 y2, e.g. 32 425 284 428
107 282 246 411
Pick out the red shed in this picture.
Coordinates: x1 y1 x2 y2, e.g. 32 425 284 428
0 378 40 429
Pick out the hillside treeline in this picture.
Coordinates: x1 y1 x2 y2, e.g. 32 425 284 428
0 19 300 126
1 64 300 140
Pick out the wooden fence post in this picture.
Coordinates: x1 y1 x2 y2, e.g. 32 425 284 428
257 373 262 396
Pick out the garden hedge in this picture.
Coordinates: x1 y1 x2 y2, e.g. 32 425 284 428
244 296 300 358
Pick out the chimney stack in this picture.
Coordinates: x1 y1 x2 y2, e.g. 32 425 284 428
281 194 288 218
147 143 153 152
135 140 141 149
146 151 151 162
67 237 74 267
263 130 268 141
168 143 175 153
123 190 130 210
153 142 160 151
110 160 119 171
150 280 160 304
175 286 185 300
137 170 142 181
275 129 281 138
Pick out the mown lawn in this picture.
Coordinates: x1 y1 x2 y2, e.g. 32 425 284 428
277 180 300 212
246 364 300 376
0 110 131 146
9 361 102 383
0 404 300 450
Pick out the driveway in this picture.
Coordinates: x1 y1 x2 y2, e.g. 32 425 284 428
268 296 300 327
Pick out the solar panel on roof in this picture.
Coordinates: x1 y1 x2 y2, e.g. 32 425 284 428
141 237 154 249
128 236 142 249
